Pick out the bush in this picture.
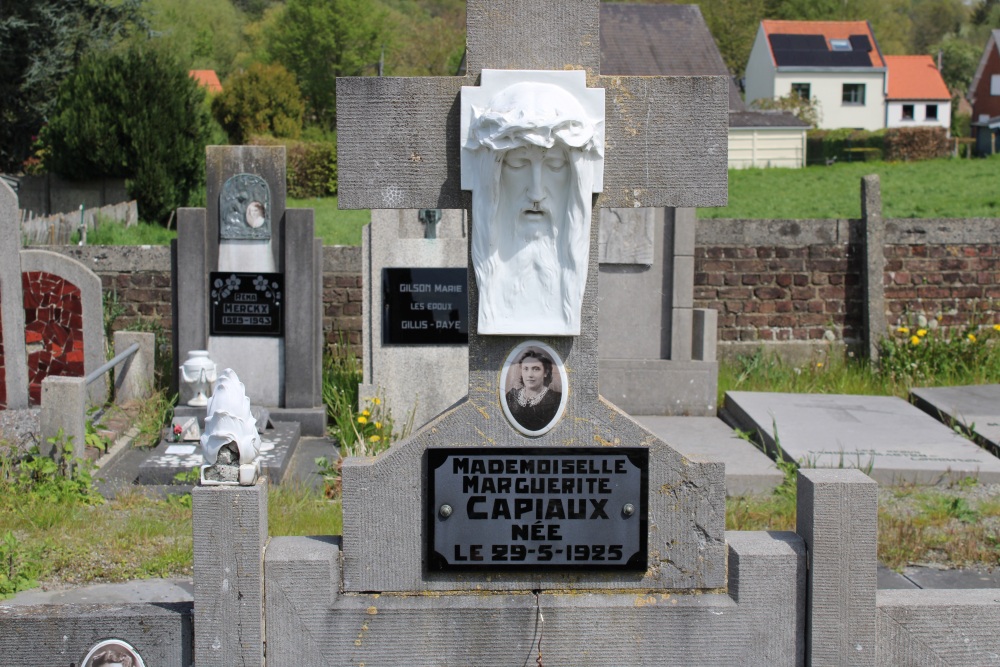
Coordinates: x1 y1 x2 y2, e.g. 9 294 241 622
212 63 305 145
42 48 212 224
883 127 952 161
250 135 337 197
806 129 886 165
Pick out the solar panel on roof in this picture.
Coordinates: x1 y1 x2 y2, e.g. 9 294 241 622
773 50 873 67
769 34 827 51
849 35 872 52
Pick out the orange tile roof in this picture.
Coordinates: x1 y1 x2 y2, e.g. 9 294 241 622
885 55 950 100
761 20 884 67
189 70 222 94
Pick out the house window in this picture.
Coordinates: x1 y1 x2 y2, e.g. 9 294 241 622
830 39 852 51
791 83 810 100
992 74 1000 96
902 104 914 120
842 83 865 105
925 104 938 120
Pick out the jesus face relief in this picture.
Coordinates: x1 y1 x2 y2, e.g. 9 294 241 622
499 145 570 240
462 70 604 336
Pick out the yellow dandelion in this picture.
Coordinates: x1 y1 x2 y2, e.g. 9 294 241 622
368 434 381 443
816 362 823 368
917 329 927 337
993 324 1000 332
357 415 368 424
374 421 382 429
897 326 910 334
362 409 370 417
910 335 920 346
373 397 381 405
968 333 977 343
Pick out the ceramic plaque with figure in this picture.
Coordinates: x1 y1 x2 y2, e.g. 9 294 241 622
462 70 604 336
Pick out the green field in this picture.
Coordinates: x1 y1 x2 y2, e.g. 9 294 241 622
704 155 1000 220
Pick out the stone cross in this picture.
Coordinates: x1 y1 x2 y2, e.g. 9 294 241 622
336 0 730 593
338 0 728 405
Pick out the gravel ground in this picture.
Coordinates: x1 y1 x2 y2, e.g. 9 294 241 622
878 481 1000 570
0 408 41 457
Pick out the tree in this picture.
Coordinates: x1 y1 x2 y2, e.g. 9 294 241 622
140 0 248 78
43 48 213 223
0 0 145 173
212 63 305 144
751 93 822 128
911 0 968 55
935 32 981 94
701 0 768 80
267 0 388 129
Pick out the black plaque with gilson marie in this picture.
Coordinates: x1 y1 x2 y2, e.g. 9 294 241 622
210 272 283 336
427 448 648 571
383 268 468 345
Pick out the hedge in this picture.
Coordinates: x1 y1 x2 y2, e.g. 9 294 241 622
250 135 337 197
807 127 952 165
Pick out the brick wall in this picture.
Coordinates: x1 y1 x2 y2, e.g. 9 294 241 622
50 214 1000 362
695 218 1000 356
55 246 365 349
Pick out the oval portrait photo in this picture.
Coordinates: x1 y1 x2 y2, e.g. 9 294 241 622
81 639 146 667
500 341 568 437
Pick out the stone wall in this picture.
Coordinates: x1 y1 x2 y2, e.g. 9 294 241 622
52 246 364 350
46 215 1000 362
693 217 1000 358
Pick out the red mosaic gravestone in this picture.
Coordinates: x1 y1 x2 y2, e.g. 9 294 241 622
22 271 85 405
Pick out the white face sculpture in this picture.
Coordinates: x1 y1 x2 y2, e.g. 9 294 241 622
462 70 604 336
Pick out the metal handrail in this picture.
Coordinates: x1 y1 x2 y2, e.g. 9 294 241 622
85 343 139 386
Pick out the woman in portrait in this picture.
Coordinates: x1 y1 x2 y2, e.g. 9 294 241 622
505 348 562 432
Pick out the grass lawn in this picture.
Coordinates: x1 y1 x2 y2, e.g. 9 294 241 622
704 155 1000 219
287 195 369 246
40 154 1000 248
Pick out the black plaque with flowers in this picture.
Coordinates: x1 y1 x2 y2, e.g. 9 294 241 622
209 272 284 336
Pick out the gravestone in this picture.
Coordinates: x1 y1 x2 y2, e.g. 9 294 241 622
0 181 28 410
173 146 325 435
360 208 469 428
0 181 106 412
911 384 1000 453
362 204 718 428
723 391 1000 484
336 0 729 595
599 206 719 415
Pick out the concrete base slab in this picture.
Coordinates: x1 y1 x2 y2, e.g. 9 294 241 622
600 359 718 416
877 589 1000 666
901 566 1000 589
265 530 805 666
910 384 1000 453
877 565 919 590
723 391 1000 484
0 601 193 667
633 416 784 496
136 421 300 485
2 577 194 605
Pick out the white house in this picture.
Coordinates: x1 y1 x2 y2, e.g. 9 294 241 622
745 20 887 131
884 55 951 132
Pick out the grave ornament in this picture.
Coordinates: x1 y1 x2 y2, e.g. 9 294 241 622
462 70 604 335
199 368 262 486
179 350 217 407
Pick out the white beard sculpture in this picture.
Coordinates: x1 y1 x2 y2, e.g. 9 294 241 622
461 70 605 336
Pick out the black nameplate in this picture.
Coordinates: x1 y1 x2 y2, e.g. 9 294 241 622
427 447 648 571
382 268 468 345
209 272 283 337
